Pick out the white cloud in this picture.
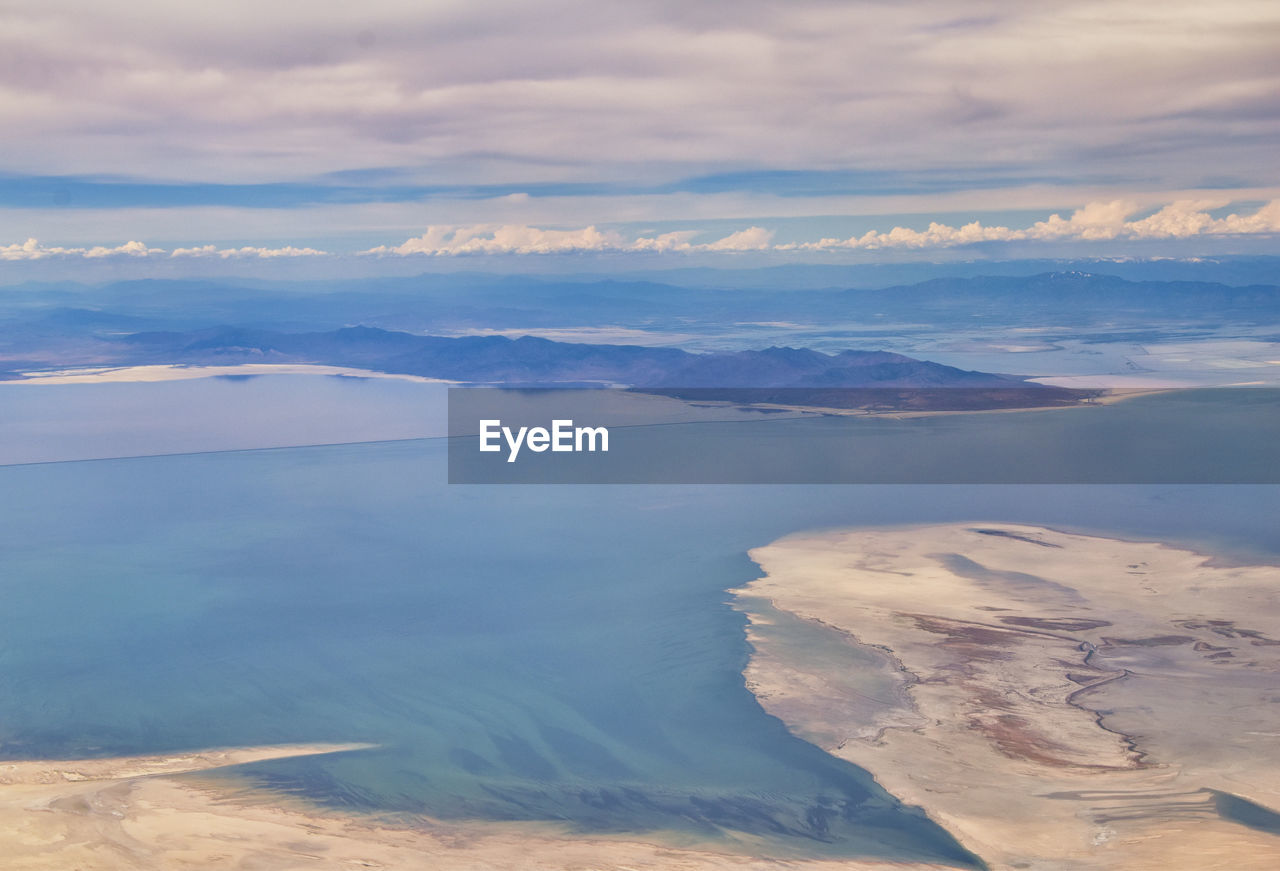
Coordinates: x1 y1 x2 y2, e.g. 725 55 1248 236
362 224 776 255
83 239 158 257
1108 200 1225 239
1210 199 1280 236
5 199 1279 263
0 237 161 260
1 238 326 260
628 230 700 252
170 244 328 258
362 224 624 255
698 226 774 251
168 244 221 257
1 238 59 260
1024 200 1138 241
791 198 1280 251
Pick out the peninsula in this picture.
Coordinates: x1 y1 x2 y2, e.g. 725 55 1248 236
735 523 1280 869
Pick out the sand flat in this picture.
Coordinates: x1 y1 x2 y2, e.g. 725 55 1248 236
735 523 1280 869
0 743 954 870
4 363 455 385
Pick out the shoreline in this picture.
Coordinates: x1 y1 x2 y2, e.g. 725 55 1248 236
0 743 958 870
2 363 457 385
638 386 1178 420
733 523 1280 869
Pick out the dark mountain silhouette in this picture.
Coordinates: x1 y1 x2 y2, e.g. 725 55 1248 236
117 325 1027 390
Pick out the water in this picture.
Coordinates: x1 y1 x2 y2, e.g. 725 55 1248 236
2 380 1278 863
0 374 449 465
452 388 1280 484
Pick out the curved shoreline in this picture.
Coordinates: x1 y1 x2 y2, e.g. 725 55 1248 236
0 743 959 870
733 523 1280 869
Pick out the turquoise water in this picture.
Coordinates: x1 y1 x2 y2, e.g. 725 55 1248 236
2 390 1279 862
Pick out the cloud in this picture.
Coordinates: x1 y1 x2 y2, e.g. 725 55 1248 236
1024 200 1138 241
0 237 161 260
4 199 1279 263
698 226 774 251
1 238 327 260
627 230 700 252
362 224 623 255
789 199 1280 251
2 1 1277 202
362 224 775 255
169 244 328 258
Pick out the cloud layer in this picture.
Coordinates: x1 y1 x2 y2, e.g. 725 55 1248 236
0 239 163 260
6 200 1278 261
784 199 1280 251
361 225 774 256
2 0 1278 201
1 2 1278 260
1 239 328 261
363 200 1280 256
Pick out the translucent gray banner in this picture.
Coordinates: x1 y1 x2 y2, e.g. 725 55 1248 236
448 387 1280 484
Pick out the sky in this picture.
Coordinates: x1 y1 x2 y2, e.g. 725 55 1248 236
2 0 1279 271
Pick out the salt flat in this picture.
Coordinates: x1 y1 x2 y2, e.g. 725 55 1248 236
737 523 1280 869
4 363 453 385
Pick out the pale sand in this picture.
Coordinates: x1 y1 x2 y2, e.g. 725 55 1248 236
669 389 1146 420
3 364 454 385
735 524 1280 870
1027 375 1199 388
0 743 948 870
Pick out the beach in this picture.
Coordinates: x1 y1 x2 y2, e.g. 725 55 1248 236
735 523 1280 870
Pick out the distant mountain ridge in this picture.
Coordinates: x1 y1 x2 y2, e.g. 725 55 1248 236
118 325 1022 389
4 270 1277 341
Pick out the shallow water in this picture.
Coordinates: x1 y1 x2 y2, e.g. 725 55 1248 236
1 379 1278 862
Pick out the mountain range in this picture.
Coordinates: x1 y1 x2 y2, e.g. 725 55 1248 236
115 325 1027 390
